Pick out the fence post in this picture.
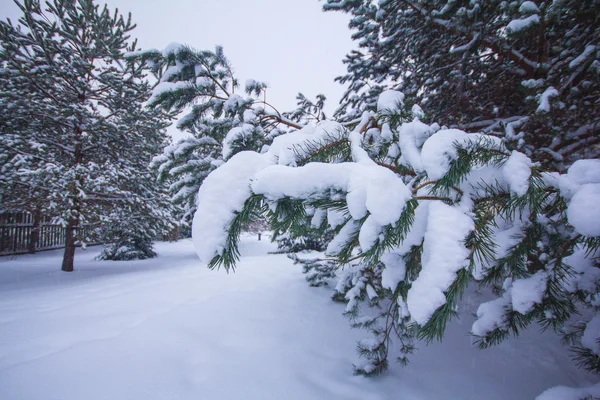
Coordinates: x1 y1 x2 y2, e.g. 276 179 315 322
28 211 40 254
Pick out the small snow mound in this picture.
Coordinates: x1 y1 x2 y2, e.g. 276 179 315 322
522 79 545 89
502 151 532 196
559 159 600 199
507 15 540 32
222 124 255 159
377 90 405 112
398 119 432 173
266 121 343 166
535 383 600 400
223 94 246 113
420 129 470 180
411 104 425 119
358 215 382 252
566 159 600 186
519 1 540 13
472 294 512 336
582 315 600 355
148 81 191 104
326 219 359 256
511 271 548 314
196 76 212 87
567 184 600 237
537 87 559 113
381 252 407 290
162 42 183 55
243 109 256 123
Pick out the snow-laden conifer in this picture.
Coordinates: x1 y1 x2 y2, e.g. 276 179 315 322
135 45 327 226
191 91 600 382
323 0 600 170
0 0 175 269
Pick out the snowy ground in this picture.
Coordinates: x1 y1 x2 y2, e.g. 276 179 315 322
0 235 596 400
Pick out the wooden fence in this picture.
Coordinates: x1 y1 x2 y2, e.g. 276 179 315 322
0 212 96 256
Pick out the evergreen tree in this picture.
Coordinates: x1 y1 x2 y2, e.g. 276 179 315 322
136 44 325 226
0 0 174 270
323 0 600 170
190 90 600 380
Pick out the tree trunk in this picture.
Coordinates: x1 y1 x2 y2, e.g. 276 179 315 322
62 122 84 272
61 216 77 272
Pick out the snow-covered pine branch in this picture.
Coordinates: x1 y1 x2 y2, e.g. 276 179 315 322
192 90 600 381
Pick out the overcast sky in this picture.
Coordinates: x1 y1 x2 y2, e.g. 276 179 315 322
1 0 355 139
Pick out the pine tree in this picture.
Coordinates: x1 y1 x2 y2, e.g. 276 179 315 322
94 92 176 261
136 44 326 226
315 0 600 375
0 0 174 270
190 87 600 381
323 0 600 170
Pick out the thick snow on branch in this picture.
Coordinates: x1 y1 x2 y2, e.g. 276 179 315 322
407 202 474 325
148 81 192 104
266 121 344 166
192 121 350 261
506 15 540 33
193 104 539 272
472 293 512 336
192 151 270 262
511 271 548 314
421 129 474 180
398 120 432 173
502 151 533 196
418 125 533 197
537 87 559 113
222 124 255 159
377 90 405 112
569 45 596 70
559 159 600 237
252 161 412 226
567 184 600 237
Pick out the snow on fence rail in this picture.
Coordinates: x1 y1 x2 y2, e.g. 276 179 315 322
0 212 96 256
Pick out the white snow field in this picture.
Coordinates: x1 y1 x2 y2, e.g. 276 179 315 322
0 235 596 400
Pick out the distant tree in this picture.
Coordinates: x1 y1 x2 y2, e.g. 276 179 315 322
0 0 175 270
134 45 326 226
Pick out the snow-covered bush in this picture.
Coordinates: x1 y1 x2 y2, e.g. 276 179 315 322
191 92 600 382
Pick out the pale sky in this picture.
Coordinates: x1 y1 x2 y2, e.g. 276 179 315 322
1 0 355 139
